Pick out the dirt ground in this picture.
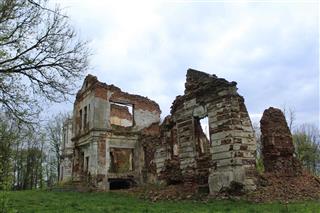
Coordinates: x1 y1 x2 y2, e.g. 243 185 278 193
122 172 320 203
247 172 320 202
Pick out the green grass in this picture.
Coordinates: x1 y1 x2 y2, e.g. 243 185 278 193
5 190 320 213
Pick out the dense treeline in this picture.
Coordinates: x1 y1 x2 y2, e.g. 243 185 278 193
0 114 66 190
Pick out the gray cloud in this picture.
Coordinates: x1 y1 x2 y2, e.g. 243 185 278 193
50 0 319 128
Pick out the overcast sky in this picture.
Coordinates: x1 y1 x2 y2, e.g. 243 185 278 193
49 0 319 128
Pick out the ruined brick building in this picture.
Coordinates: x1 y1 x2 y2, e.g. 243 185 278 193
60 69 257 193
60 74 161 190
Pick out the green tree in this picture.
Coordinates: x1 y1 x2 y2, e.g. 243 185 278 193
0 0 89 123
293 124 320 176
0 116 18 213
0 118 17 189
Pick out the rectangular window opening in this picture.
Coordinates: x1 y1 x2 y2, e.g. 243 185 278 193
195 116 210 154
85 156 89 172
84 106 88 129
79 109 83 132
200 116 210 140
80 152 84 172
109 148 134 173
110 102 134 127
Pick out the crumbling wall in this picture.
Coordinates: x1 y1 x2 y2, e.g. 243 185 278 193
154 144 170 178
140 135 161 183
60 157 72 181
72 147 82 181
73 74 161 135
260 107 302 175
248 107 320 202
152 116 184 185
92 81 161 132
70 71 257 193
60 118 73 181
71 74 161 190
168 69 256 193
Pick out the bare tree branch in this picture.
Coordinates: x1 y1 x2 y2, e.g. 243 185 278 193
0 0 90 123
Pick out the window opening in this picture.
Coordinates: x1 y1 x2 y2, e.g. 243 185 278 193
79 109 83 132
109 148 134 173
200 116 209 140
110 102 133 127
195 116 210 154
85 156 89 172
84 106 88 129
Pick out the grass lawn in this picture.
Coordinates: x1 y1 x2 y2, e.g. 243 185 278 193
5 190 320 213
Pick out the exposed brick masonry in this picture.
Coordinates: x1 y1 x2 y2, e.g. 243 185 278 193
110 104 133 121
260 107 302 176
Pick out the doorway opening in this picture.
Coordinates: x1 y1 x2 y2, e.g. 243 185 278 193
109 178 134 190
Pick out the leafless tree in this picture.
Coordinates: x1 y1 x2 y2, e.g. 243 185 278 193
46 112 68 182
0 0 90 123
282 105 296 131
